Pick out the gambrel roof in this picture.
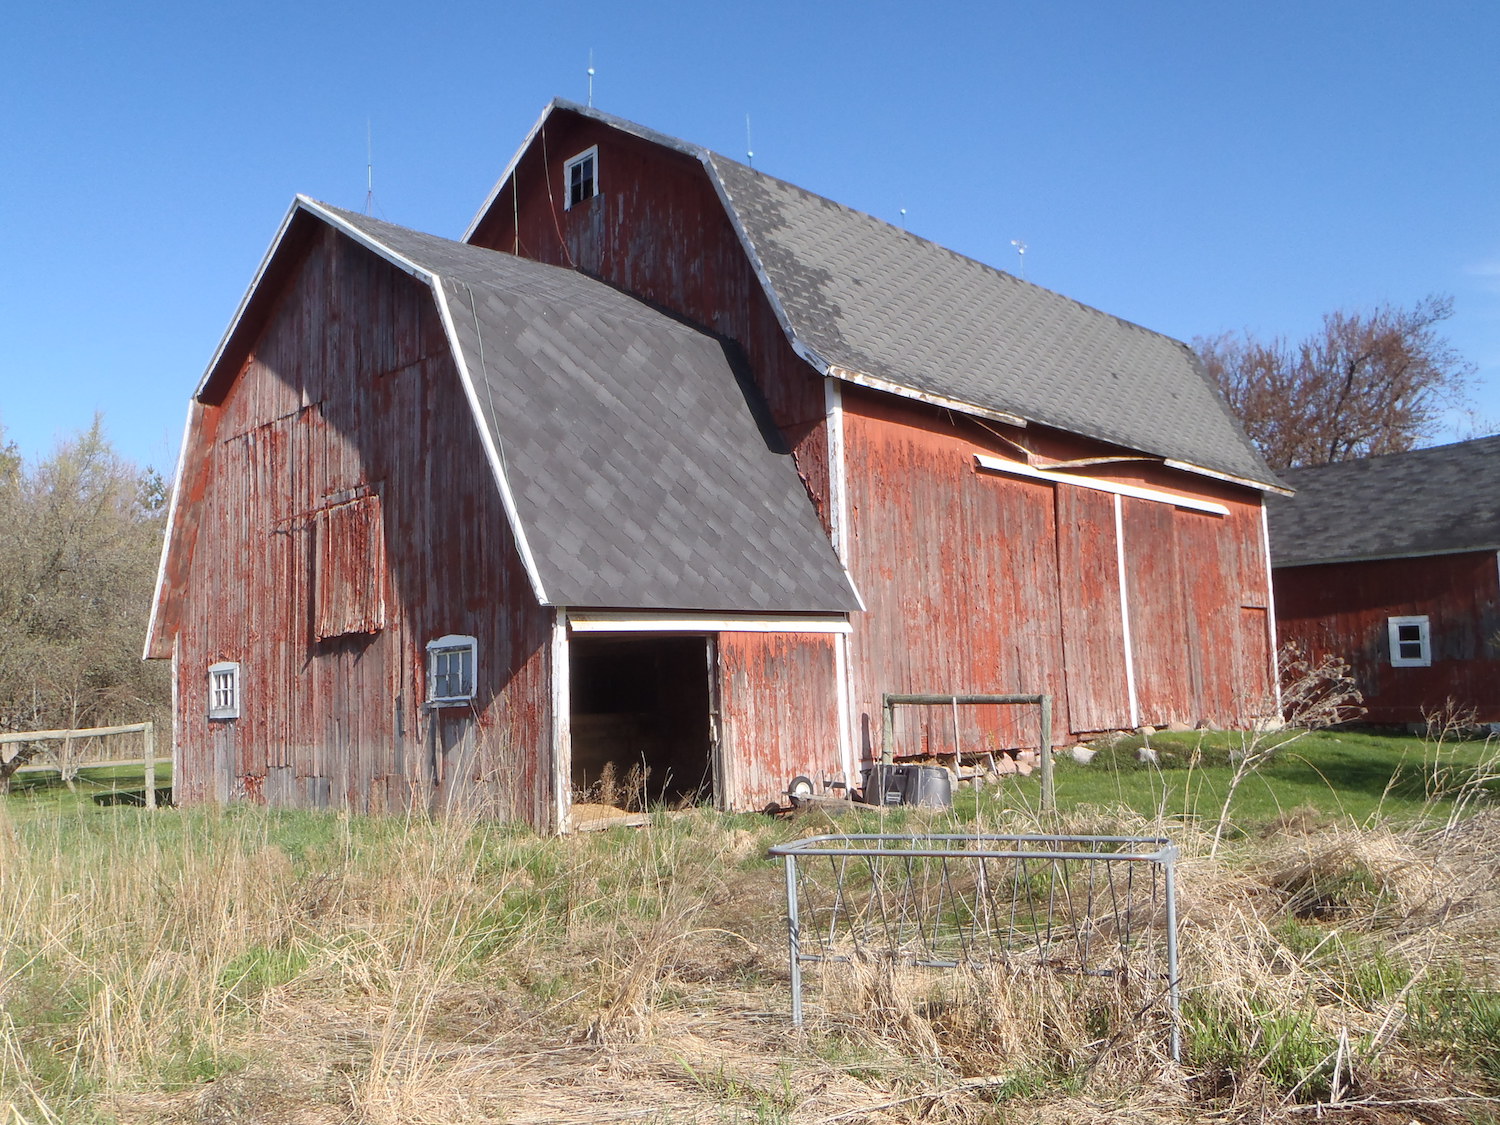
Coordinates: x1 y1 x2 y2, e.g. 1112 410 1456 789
469 101 1282 493
1268 435 1500 567
147 199 858 655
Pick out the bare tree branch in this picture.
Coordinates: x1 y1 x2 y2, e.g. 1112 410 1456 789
1197 294 1477 470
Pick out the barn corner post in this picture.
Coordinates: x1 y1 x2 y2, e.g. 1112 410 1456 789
549 607 572 834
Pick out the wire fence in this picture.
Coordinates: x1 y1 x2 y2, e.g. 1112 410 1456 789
769 832 1182 1060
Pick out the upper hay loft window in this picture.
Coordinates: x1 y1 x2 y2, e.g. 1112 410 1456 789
564 146 598 209
208 662 240 720
313 494 387 641
1388 615 1431 668
426 635 477 706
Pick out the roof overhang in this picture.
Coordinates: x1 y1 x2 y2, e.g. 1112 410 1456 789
1273 544 1500 569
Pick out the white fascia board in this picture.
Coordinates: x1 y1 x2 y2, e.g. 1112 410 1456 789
702 153 828 372
192 198 306 399
1162 458 1292 496
432 280 551 605
143 399 200 659
975 454 1230 516
829 366 1027 428
298 197 431 280
567 612 851 635
195 196 432 401
550 608 572 834
461 101 556 242
1260 501 1283 714
1273 543 1500 569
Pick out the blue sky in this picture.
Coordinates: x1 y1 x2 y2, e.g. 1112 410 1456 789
4 1 1498 472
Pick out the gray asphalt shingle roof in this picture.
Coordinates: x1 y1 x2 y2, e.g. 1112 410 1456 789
1267 436 1500 567
492 101 1279 491
317 204 858 614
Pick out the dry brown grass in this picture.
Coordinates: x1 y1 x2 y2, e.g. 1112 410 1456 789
1 799 1497 1124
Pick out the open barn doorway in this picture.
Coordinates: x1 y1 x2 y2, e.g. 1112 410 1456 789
569 635 717 810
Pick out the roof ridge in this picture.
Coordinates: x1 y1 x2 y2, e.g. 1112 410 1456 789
1281 432 1500 476
699 152 1192 353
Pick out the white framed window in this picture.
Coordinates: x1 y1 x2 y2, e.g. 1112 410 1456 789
563 146 598 210
208 661 241 720
1388 616 1431 667
426 635 478 706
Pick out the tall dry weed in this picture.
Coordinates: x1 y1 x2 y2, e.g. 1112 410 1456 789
3 789 1497 1123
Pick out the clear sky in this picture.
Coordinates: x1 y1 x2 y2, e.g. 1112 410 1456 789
4 0 1498 472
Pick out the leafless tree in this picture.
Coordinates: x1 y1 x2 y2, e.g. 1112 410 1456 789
0 420 169 790
1197 295 1477 470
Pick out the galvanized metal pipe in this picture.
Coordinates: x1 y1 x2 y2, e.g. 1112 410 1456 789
784 852 803 1027
1163 845 1182 1063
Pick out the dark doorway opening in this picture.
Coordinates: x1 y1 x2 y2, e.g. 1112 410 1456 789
569 635 715 809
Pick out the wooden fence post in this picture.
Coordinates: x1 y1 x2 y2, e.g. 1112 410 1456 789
143 721 156 809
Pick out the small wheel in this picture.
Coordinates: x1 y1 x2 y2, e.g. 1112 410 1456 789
787 775 816 800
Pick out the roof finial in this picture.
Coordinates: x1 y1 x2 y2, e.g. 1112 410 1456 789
1010 239 1027 280
745 113 753 168
364 119 375 216
587 49 596 107
899 208 908 229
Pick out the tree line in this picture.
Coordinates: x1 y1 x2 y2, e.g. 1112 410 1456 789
0 421 170 786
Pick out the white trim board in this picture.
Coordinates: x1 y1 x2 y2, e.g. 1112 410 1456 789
974 454 1229 516
567 612 851 635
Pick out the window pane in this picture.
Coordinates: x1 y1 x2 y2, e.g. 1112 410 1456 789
1399 641 1423 659
1397 624 1421 642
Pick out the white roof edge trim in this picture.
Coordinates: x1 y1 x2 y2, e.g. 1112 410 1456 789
461 100 557 241
567 612 852 634
431 280 552 605
975 454 1230 516
298 197 432 282
194 196 435 400
192 197 304 398
1162 458 1290 496
702 152 819 371
829 366 1028 428
1273 543 1500 569
143 399 200 659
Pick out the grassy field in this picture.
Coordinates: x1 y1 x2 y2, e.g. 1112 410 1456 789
1 730 1498 1123
1049 726 1500 829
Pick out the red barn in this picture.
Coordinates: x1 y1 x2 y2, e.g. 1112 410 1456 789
1270 436 1500 724
147 101 1286 828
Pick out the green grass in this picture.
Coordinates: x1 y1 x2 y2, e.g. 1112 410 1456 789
3 761 174 814
1038 727 1499 829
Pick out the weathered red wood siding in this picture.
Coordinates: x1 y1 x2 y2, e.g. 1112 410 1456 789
467 111 834 536
842 387 1275 754
172 226 556 824
717 631 843 808
1274 551 1500 723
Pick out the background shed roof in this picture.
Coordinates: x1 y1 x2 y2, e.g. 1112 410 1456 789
1268 435 1500 566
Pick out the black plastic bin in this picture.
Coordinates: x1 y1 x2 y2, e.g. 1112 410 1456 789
860 764 953 809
